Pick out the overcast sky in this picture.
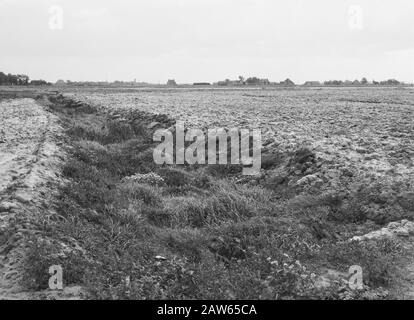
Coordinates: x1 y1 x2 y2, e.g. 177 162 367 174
1 0 413 83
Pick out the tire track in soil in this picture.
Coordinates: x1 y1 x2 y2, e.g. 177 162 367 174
0 97 66 299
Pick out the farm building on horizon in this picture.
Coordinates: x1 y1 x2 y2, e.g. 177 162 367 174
303 81 321 86
279 78 295 86
166 79 177 86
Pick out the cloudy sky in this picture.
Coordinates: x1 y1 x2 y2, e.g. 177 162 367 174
1 0 413 83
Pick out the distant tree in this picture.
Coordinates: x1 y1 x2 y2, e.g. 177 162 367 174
379 79 400 85
0 71 31 85
0 72 6 85
246 77 260 85
17 74 29 85
7 73 18 85
361 77 368 85
30 79 51 86
324 80 344 85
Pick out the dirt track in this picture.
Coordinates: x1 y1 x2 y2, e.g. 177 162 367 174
0 98 64 299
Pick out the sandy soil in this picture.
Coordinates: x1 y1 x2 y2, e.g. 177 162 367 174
0 98 64 299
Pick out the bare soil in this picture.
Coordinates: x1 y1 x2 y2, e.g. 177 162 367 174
0 97 65 299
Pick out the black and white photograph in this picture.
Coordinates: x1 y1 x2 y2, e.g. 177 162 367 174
0 0 413 308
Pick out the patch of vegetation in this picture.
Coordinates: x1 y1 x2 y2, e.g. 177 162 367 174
22 237 89 291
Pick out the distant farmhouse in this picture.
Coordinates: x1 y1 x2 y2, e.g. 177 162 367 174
167 79 177 86
304 81 321 86
379 79 401 85
217 78 244 86
246 77 270 85
279 78 295 86
214 76 298 86
216 76 270 86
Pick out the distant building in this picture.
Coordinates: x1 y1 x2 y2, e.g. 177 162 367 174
167 79 177 86
303 81 321 86
30 79 51 86
380 79 401 85
324 80 343 86
245 77 270 85
216 79 237 86
193 82 211 86
217 79 230 86
258 78 270 85
216 76 272 86
280 78 295 86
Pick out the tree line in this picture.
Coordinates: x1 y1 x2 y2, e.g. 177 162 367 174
323 78 402 86
0 71 51 86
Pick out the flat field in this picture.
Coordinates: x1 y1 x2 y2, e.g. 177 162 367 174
1 86 414 299
68 86 414 222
